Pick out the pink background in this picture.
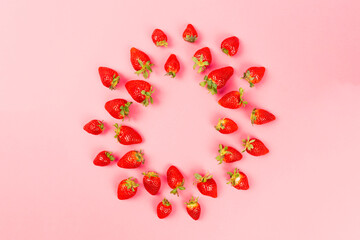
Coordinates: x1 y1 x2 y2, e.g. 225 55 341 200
1 0 359 239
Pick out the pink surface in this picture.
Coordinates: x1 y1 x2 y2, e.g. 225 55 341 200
0 0 359 239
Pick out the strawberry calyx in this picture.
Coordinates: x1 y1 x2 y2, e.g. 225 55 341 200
194 173 212 183
216 144 232 164
215 118 226 131
113 123 122 139
140 87 154 107
184 35 197 43
110 74 120 90
227 168 242 186
242 136 256 152
250 108 258 125
170 179 185 196
242 70 255 87
142 171 159 178
192 55 209 73
221 48 230 56
185 196 199 208
156 40 168 47
119 102 132 120
200 75 218 95
105 151 115 161
97 120 104 130
162 198 171 206
165 71 176 78
135 150 145 164
238 88 248 107
125 177 139 192
135 59 154 79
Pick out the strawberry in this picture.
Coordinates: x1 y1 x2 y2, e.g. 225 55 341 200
83 120 104 135
142 171 161 195
114 123 142 145
192 47 212 73
105 99 132 120
242 66 265 87
164 54 180 78
194 173 217 198
200 66 233 94
93 151 115 166
216 144 242 164
242 136 269 156
157 198 172 219
251 108 276 125
221 36 239 56
183 24 198 43
218 88 247 109
98 67 120 90
130 47 153 79
227 168 249 190
167 165 185 196
215 117 238 134
117 150 144 169
125 80 154 107
117 177 139 200
152 29 168 47
185 197 201 220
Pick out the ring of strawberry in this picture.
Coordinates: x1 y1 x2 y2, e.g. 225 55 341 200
200 66 233 94
242 136 269 156
218 88 247 109
164 54 180 78
117 150 144 169
125 80 154 107
130 47 153 79
192 47 212 73
167 165 185 196
242 66 265 87
216 144 242 164
194 173 217 198
221 36 239 56
105 99 132 120
142 171 161 195
152 29 168 47
117 177 139 200
83 120 104 135
93 151 115 166
215 117 238 134
227 168 249 190
114 123 142 145
98 67 120 90
157 198 172 219
185 197 201 220
183 24 198 43
251 108 276 125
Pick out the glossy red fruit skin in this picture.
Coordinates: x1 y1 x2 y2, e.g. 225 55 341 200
167 166 184 189
157 199 172 219
117 178 138 200
114 124 142 145
196 178 217 198
193 47 212 73
98 67 120 90
130 48 151 71
105 99 131 119
183 24 198 43
164 54 180 78
218 88 247 109
143 172 161 195
83 120 104 135
93 151 114 166
125 80 154 107
243 137 269 156
243 66 266 87
215 118 238 134
228 169 249 190
117 150 144 169
208 66 233 89
221 36 240 56
152 29 168 47
186 198 201 220
216 144 243 164
251 108 276 125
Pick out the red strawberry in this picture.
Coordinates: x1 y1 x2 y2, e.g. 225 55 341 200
157 198 172 219
98 67 120 90
242 136 269 156
185 197 201 220
251 108 276 125
200 66 233 94
83 120 104 135
152 29 168 47
125 80 154 107
183 24 198 43
117 177 139 200
114 123 142 145
164 54 180 78
194 173 217 198
105 99 132 120
142 171 161 195
93 151 115 166
192 47 212 73
167 165 185 196
130 47 153 79
221 36 240 56
218 88 247 109
215 117 238 134
117 150 144 169
242 66 265 87
216 144 243 164
227 168 249 190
